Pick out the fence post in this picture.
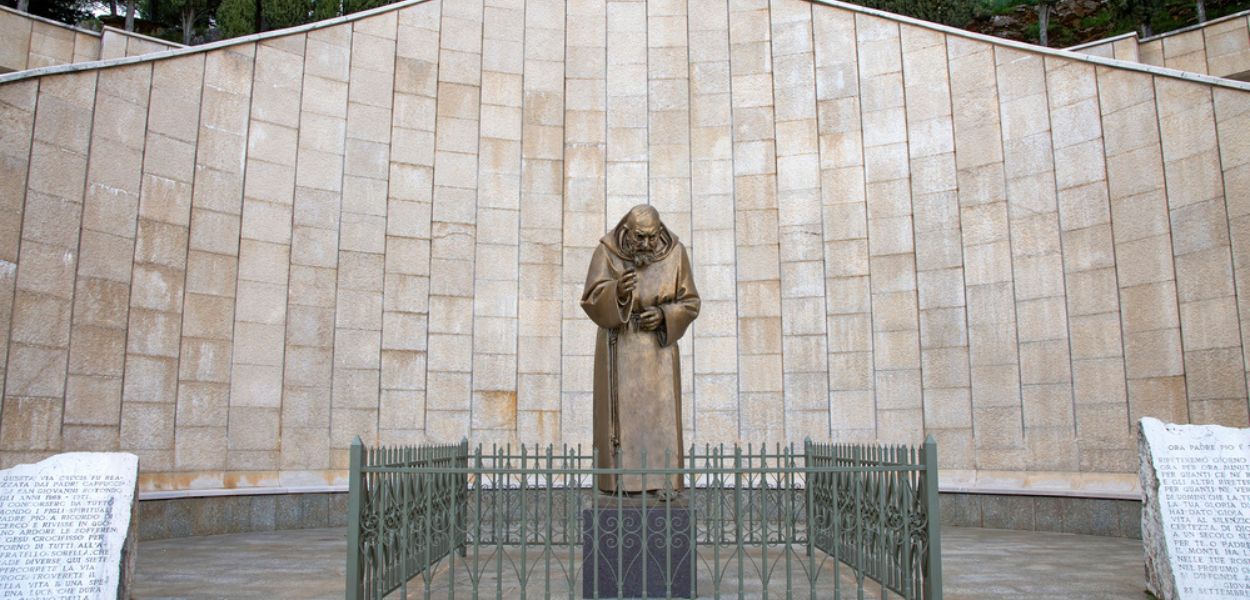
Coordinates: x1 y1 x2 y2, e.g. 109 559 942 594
923 435 943 600
346 435 364 600
459 437 469 557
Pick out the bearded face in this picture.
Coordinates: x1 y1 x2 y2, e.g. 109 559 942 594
623 224 660 267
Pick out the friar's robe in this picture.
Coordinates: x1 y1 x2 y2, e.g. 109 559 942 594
580 231 700 493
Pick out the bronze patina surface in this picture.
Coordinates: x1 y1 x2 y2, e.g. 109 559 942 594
580 205 700 494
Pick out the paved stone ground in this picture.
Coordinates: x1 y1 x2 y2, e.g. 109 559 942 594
134 526 1149 598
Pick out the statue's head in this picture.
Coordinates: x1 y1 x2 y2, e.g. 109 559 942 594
618 204 667 267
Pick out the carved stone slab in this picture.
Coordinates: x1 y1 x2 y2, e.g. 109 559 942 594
0 452 139 599
1139 417 1250 599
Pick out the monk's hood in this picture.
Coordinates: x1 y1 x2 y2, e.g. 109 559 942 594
600 220 678 263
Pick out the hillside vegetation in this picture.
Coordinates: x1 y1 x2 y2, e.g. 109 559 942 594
5 0 1250 49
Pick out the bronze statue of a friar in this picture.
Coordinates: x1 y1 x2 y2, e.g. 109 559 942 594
580 205 700 495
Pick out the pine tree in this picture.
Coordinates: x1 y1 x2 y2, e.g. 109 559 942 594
261 0 309 29
216 0 256 38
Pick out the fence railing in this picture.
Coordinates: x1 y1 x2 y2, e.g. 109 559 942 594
346 436 941 599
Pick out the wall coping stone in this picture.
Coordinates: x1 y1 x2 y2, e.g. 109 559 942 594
1139 7 1250 42
100 25 185 49
0 4 102 38
1066 31 1139 51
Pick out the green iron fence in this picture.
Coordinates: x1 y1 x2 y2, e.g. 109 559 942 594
346 436 942 599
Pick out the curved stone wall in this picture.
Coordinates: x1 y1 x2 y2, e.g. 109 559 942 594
1 0 1249 497
0 6 101 73
0 7 183 75
1071 10 1250 81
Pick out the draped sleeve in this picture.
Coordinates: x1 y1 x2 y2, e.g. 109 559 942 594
657 243 700 348
580 244 631 330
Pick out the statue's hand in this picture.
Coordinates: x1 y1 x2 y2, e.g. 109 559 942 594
617 269 637 302
639 307 663 331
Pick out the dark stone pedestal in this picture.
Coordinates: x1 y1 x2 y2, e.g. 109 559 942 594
581 497 695 598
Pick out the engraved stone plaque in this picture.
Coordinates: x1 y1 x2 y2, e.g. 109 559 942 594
0 453 139 599
1139 417 1250 600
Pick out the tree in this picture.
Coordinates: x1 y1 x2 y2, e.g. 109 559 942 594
1113 0 1163 37
11 0 94 24
1196 0 1207 22
1035 0 1056 46
312 0 340 22
126 0 136 31
260 0 310 30
216 0 256 38
343 0 385 13
857 0 975 28
167 0 213 44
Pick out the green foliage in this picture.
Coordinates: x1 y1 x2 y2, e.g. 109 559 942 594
215 0 256 37
260 0 309 29
13 0 94 25
979 0 1022 16
346 0 388 11
858 0 978 27
311 0 339 22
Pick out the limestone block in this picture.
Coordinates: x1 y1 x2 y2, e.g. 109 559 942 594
68 325 126 377
1071 355 1127 406
1012 254 1064 302
1124 329 1184 379
919 307 967 349
916 267 964 311
175 426 228 470
873 330 920 371
233 322 285 367
1174 246 1235 302
1164 153 1224 211
1169 199 1230 258
181 294 235 340
276 427 330 470
0 14 31 71
9 290 68 347
227 406 280 450
120 401 175 450
288 266 337 310
228 363 283 408
1179 296 1242 351
1018 339 1071 385
971 405 1024 449
125 308 182 358
1126 376 1187 424
1120 280 1175 332
252 44 306 129
1103 102 1160 160
0 397 63 451
1068 312 1123 360
922 346 970 389
1109 191 1169 244
922 387 972 429
33 93 94 162
178 338 232 383
61 424 120 452
829 389 874 431
234 280 287 325
1185 346 1248 402
63 374 122 425
26 141 88 204
1116 235 1175 288
281 387 329 429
